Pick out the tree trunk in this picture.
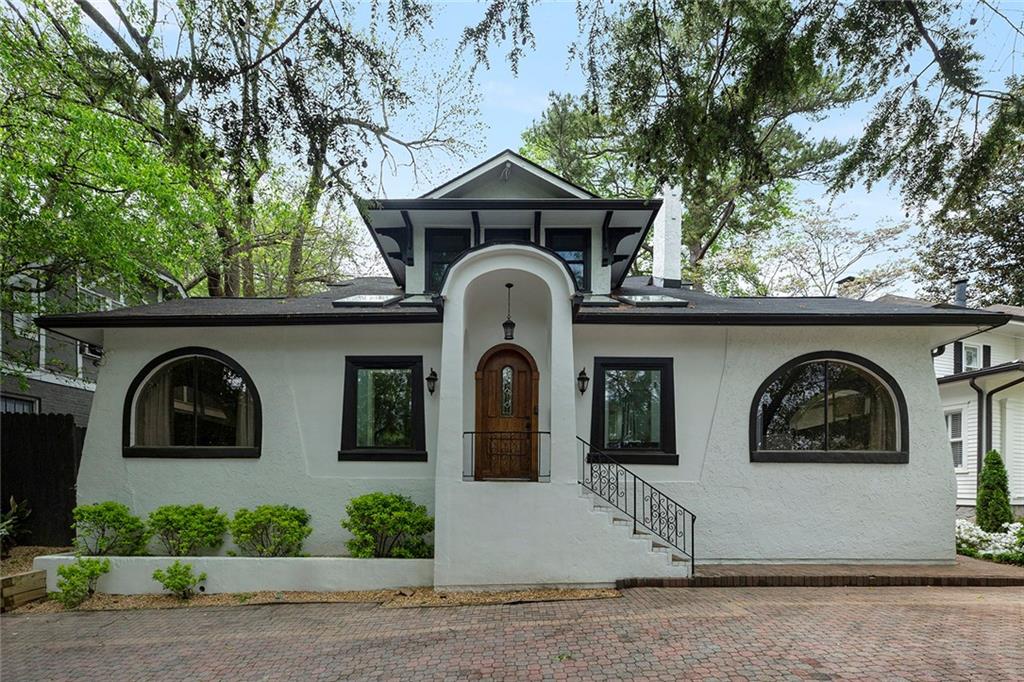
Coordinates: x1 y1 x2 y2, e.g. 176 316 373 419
285 153 325 297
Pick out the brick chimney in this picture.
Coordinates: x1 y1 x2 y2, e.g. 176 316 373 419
652 184 682 288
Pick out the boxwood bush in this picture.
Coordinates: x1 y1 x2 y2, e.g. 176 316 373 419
148 504 228 556
152 560 207 599
52 557 110 609
72 501 149 556
341 493 433 558
229 505 311 557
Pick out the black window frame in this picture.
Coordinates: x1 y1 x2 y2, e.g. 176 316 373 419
544 228 591 292
339 355 427 462
590 357 677 465
749 351 909 464
122 346 262 459
424 228 472 293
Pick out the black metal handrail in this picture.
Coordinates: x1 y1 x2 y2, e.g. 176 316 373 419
576 436 695 573
463 431 551 480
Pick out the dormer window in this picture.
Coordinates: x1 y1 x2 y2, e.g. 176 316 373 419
545 229 590 291
425 229 471 293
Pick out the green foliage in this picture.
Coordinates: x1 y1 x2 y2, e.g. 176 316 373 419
229 505 312 557
72 502 150 556
0 497 31 554
976 451 1013 532
916 156 1024 307
0 7 214 309
992 551 1024 567
520 93 655 200
152 560 207 600
341 493 434 558
52 558 110 609
148 504 229 556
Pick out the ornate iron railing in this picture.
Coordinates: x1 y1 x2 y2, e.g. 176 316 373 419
462 431 551 480
577 436 695 573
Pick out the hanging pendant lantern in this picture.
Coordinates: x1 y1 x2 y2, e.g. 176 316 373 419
503 282 516 340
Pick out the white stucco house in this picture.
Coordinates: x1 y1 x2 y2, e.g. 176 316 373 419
879 292 1024 515
38 150 1010 589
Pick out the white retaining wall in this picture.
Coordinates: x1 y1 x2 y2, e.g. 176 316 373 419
34 554 433 594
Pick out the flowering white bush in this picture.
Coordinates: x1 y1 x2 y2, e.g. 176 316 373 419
955 518 1023 556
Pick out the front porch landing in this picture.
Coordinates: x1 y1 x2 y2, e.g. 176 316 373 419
619 555 1024 588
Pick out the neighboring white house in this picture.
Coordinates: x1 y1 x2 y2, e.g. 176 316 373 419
38 150 1010 589
879 293 1024 515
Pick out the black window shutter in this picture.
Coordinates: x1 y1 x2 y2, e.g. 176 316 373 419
983 345 991 368
953 341 963 373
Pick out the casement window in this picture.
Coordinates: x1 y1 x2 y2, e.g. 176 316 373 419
2 394 39 414
339 356 426 461
750 351 908 463
425 229 471 293
945 410 964 469
545 229 590 291
589 357 676 464
123 347 261 458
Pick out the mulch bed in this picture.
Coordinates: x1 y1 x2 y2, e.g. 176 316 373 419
8 587 620 614
0 546 71 577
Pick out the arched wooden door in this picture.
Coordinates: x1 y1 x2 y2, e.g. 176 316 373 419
474 344 539 481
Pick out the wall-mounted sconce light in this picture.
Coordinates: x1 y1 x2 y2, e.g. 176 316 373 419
577 368 590 394
426 368 438 395
502 282 516 340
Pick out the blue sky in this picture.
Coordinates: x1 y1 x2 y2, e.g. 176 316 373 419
370 1 1021 294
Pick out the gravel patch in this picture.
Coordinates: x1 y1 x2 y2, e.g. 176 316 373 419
10 586 619 614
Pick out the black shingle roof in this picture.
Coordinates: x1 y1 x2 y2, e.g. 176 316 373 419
36 275 1009 330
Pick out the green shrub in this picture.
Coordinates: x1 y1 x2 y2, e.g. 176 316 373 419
72 501 149 555
52 557 111 609
152 560 207 599
992 551 1024 567
148 504 228 556
1 497 31 555
341 493 434 558
229 505 311 557
976 450 1013 532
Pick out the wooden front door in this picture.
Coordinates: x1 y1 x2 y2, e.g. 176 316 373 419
474 344 539 480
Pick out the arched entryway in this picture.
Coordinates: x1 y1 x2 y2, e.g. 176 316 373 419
474 343 539 480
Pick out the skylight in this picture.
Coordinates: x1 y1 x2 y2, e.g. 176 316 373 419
332 294 401 307
618 294 689 307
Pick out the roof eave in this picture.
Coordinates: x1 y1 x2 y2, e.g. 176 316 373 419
937 361 1024 385
573 311 1011 326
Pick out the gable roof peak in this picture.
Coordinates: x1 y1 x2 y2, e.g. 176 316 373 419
420 149 598 199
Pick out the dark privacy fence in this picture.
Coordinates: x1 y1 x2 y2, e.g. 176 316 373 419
1 413 84 546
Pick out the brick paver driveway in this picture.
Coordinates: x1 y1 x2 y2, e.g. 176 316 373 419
2 587 1021 680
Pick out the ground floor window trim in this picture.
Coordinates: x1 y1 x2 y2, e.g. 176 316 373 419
749 351 909 464
589 356 677 465
339 355 427 462
122 346 262 459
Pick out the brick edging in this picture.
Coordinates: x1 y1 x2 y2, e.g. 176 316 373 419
617 575 1024 588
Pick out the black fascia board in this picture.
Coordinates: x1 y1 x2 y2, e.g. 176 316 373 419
574 310 1011 327
369 198 662 211
36 310 442 329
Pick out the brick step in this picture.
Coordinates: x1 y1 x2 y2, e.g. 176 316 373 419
617 574 1024 588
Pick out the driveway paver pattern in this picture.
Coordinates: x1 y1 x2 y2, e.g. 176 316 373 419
2 587 1021 681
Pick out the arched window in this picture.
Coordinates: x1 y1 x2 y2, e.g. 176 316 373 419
750 352 908 463
123 347 261 458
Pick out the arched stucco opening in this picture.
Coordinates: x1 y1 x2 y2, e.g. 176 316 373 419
434 244 579 484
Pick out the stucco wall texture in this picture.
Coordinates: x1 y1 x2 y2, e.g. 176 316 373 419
78 301 959 585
